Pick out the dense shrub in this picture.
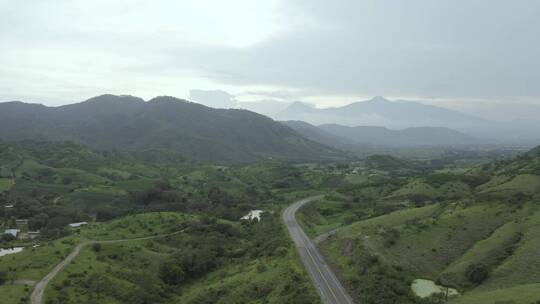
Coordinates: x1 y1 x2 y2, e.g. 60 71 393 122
465 263 489 284
0 270 7 285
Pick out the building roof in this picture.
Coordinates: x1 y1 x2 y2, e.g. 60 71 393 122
4 229 20 237
68 222 88 228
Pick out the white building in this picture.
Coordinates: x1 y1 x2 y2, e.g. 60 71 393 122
68 222 88 228
4 229 20 237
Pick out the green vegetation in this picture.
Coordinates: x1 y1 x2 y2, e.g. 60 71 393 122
0 237 79 281
42 213 318 304
0 178 12 192
302 146 540 304
2 139 540 304
0 95 346 163
0 141 330 303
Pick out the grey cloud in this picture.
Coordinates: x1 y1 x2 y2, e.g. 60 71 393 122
2 0 540 120
174 0 540 99
188 90 236 109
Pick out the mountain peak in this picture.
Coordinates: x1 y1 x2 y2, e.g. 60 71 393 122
369 96 390 103
83 94 145 104
148 96 190 104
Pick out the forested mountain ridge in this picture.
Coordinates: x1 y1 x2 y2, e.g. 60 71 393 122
0 95 345 163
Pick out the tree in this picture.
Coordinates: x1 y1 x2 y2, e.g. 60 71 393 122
159 262 185 285
465 263 489 284
92 243 102 252
0 270 7 285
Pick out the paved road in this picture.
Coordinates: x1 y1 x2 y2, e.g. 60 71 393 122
283 196 354 304
30 230 185 304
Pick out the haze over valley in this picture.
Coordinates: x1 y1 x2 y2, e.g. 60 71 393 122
1 1 540 304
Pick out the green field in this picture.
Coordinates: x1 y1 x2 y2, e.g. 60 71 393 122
0 177 13 192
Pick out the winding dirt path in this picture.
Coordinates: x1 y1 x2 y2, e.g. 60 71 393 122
30 230 184 304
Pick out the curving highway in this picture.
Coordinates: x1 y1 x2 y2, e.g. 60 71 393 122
283 196 354 304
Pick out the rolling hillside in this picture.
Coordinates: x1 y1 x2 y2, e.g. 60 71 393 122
282 120 479 151
308 145 540 303
0 95 344 163
320 124 478 147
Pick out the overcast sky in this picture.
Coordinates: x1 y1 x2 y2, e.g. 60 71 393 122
1 0 539 120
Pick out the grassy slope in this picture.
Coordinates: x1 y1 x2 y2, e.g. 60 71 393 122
0 177 12 192
42 211 319 304
296 197 359 238
175 248 317 304
0 212 190 304
319 201 540 303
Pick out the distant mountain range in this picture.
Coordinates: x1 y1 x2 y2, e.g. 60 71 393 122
320 124 478 147
0 95 344 163
280 121 352 149
282 121 478 149
274 96 540 144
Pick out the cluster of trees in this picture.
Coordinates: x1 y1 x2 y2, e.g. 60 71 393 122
157 214 286 288
45 213 294 304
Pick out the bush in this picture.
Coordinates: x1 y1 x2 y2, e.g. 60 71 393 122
92 243 102 252
159 261 185 285
0 270 7 285
465 263 489 284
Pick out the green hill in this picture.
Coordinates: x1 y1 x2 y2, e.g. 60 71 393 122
0 95 345 163
309 145 540 303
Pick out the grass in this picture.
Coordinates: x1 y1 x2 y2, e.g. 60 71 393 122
0 212 194 304
79 212 194 240
317 200 540 303
449 282 540 304
297 196 371 238
96 167 132 180
441 220 523 287
480 209 540 289
0 177 13 192
479 174 540 196
338 204 440 236
0 284 29 304
42 212 319 304
390 178 472 201
0 237 79 281
344 174 368 185
45 239 156 304
176 249 319 304
44 239 319 304
14 159 50 177
113 178 161 191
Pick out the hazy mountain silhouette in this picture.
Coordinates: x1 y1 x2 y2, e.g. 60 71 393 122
283 120 479 148
274 96 540 143
319 124 478 147
0 95 344 163
280 121 352 149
